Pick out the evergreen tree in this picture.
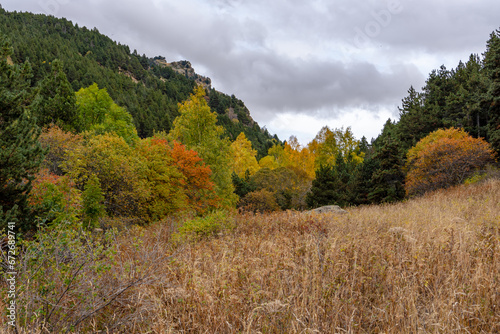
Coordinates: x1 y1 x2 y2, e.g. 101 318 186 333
369 120 406 203
32 59 78 131
483 29 500 154
396 86 441 151
306 164 337 209
231 170 256 198
306 153 357 208
0 36 46 232
444 55 489 139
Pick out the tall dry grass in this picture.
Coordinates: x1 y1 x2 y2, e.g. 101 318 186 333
2 179 499 333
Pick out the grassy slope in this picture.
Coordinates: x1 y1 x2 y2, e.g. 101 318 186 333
4 179 500 333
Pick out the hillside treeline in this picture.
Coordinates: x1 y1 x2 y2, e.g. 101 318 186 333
0 8 277 157
0 7 499 234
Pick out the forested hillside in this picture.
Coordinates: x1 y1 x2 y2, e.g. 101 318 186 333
0 8 277 157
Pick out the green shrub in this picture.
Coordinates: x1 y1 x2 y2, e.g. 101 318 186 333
174 210 234 242
464 165 500 185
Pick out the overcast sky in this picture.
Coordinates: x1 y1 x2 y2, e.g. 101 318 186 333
2 0 499 144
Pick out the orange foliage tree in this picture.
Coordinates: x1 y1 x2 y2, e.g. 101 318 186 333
405 128 497 196
169 141 219 214
135 136 219 220
259 136 315 179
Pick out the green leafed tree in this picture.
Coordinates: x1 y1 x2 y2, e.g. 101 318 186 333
75 83 139 144
169 86 237 208
81 173 105 229
0 36 46 232
306 164 338 209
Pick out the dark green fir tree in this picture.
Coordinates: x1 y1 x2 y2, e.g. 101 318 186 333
369 120 406 203
32 59 78 131
0 36 46 232
483 29 500 154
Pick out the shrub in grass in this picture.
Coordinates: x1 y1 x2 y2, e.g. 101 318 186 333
174 210 234 242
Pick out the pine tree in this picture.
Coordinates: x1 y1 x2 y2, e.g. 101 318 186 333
306 153 358 208
369 120 406 203
32 59 78 131
483 29 500 154
396 86 439 151
306 164 337 209
0 36 45 232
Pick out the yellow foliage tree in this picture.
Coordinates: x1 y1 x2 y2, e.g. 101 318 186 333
63 132 149 219
308 126 364 168
230 132 260 177
257 136 315 179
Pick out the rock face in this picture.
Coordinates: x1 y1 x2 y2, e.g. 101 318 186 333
154 59 212 89
305 205 348 215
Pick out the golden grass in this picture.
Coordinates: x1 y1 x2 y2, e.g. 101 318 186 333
2 179 500 333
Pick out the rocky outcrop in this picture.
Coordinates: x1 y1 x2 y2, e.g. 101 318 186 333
154 59 211 89
304 205 348 215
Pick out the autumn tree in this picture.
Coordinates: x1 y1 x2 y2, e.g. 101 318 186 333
28 169 81 226
38 124 83 175
258 136 315 179
405 128 497 196
230 132 260 177
237 189 280 213
248 166 312 210
134 138 186 221
169 86 237 208
169 140 219 214
0 36 46 232
283 136 316 179
63 133 148 219
308 126 364 169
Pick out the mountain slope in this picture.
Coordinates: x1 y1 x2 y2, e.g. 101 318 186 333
0 8 278 157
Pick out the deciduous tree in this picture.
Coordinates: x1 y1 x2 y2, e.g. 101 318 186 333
169 86 237 207
405 128 497 196
230 132 260 177
63 133 148 219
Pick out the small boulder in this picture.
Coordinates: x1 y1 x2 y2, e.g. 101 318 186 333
305 205 348 215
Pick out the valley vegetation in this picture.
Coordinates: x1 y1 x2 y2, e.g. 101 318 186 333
0 8 499 333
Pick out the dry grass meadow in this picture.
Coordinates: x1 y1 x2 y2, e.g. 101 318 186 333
2 179 500 333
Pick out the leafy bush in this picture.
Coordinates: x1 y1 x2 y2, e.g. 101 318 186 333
238 189 280 213
405 128 497 196
464 165 500 185
174 210 234 242
13 222 117 332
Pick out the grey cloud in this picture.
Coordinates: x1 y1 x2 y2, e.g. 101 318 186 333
2 0 498 133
